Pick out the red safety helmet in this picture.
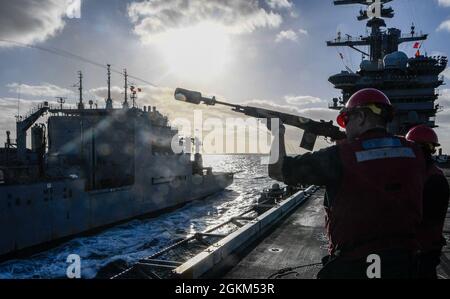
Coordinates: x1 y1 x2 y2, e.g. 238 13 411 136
337 88 393 128
406 125 440 146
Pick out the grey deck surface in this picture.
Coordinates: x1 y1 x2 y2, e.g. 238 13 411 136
224 171 450 279
224 189 328 279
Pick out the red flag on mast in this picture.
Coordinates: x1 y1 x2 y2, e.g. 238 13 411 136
413 42 421 49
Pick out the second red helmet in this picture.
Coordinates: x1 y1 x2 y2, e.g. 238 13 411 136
406 125 440 146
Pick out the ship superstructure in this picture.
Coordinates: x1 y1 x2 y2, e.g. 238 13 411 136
327 0 447 135
0 66 233 259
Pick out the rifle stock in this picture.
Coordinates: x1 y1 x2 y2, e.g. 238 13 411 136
236 106 346 141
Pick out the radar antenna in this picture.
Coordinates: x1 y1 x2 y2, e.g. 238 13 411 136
56 97 66 110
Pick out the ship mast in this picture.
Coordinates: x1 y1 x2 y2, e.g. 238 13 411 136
327 0 427 62
123 69 129 109
106 64 113 109
77 71 84 110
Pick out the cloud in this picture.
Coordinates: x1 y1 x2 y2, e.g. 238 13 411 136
438 0 450 7
0 0 74 47
275 30 298 43
438 20 450 32
90 86 125 104
244 97 337 122
297 107 339 123
284 95 323 106
127 0 283 43
437 109 450 124
7 83 74 98
443 68 450 80
267 0 293 9
438 88 450 109
437 1 450 32
298 28 308 36
436 89 450 134
275 28 308 43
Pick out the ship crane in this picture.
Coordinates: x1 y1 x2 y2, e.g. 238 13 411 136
16 102 49 162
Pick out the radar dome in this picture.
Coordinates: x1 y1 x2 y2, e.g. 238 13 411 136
383 51 408 69
360 60 377 71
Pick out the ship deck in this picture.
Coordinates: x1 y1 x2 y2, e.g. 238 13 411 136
224 188 328 279
224 172 450 279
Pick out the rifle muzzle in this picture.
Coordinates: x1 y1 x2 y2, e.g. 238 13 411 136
174 88 203 105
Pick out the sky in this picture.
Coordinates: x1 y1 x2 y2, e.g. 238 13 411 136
0 0 450 154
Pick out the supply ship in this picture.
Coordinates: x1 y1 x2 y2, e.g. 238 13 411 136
0 65 233 260
110 0 450 279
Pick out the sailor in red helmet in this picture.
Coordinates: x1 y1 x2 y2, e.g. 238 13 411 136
406 125 450 279
268 88 426 279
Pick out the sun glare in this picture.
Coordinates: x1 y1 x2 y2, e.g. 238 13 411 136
156 23 231 80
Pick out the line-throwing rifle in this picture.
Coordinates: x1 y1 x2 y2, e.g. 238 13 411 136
174 88 346 151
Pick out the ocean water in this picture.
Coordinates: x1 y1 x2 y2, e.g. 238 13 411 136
0 155 278 279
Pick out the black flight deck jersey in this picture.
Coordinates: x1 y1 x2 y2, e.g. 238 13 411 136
282 145 342 208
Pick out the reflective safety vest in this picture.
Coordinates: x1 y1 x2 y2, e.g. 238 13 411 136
325 131 426 259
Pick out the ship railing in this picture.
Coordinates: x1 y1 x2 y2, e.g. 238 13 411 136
330 35 366 43
48 104 79 114
48 104 77 110
20 103 47 122
328 103 344 110
401 32 425 39
331 31 426 43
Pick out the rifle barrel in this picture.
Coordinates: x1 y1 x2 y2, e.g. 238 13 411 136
174 87 346 142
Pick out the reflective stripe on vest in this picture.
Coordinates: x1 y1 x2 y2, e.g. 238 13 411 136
362 137 402 149
355 147 416 162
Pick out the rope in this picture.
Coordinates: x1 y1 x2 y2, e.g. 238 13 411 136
0 38 159 87
267 262 323 279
